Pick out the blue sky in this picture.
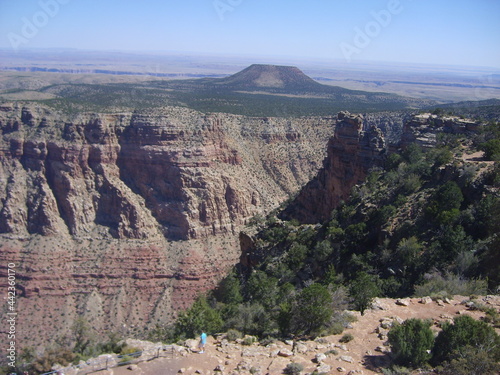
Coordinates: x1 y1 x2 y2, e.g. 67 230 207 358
1 0 499 68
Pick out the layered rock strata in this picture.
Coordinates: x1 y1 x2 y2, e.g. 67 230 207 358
0 103 334 349
282 111 387 223
0 104 334 240
400 113 483 149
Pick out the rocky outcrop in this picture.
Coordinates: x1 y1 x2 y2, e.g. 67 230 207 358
400 113 483 149
281 111 387 223
0 104 334 240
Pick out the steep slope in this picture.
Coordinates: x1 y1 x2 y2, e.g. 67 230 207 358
281 111 387 223
0 104 333 240
0 102 334 350
238 112 498 301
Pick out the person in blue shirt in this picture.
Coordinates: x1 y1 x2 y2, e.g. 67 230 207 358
199 332 207 353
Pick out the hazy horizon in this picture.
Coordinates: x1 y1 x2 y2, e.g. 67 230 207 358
1 0 499 69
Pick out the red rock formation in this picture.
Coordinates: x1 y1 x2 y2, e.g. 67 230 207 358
0 103 333 350
281 111 386 223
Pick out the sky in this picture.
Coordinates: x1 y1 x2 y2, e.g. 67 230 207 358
0 0 499 69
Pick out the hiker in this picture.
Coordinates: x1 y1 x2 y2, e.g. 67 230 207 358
199 331 207 353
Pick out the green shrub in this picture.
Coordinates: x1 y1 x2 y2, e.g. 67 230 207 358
214 270 243 305
381 365 412 375
119 346 141 356
291 283 333 336
396 236 422 269
401 173 421 194
28 348 76 374
286 242 308 270
414 273 487 299
432 315 500 365
174 296 223 339
327 321 345 335
387 318 434 367
349 272 380 315
226 302 275 337
440 346 500 375
481 138 500 160
339 333 354 343
246 271 279 308
313 240 333 262
225 329 242 342
243 335 257 346
284 362 304 375
426 181 464 225
482 307 500 328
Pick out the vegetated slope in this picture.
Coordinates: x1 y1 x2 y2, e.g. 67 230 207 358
194 111 500 343
268 113 498 294
215 64 323 91
429 98 500 122
22 64 436 116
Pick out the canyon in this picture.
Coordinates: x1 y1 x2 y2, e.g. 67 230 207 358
281 111 387 224
0 94 481 355
0 101 341 350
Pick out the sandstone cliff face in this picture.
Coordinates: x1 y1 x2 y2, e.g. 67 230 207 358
281 111 387 223
0 104 333 240
0 102 333 349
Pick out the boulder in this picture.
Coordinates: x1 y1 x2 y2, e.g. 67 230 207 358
293 342 308 354
339 355 354 363
315 353 327 363
396 298 410 306
317 363 332 373
420 296 432 304
278 348 294 357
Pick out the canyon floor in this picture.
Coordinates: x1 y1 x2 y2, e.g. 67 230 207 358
88 295 499 375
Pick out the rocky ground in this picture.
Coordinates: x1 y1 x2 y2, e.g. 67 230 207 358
58 295 500 375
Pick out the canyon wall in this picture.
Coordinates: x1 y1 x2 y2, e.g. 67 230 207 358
0 103 334 349
281 111 387 224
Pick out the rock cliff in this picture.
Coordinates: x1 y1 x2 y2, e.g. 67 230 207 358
0 104 334 240
281 111 387 223
400 112 482 149
0 102 334 349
